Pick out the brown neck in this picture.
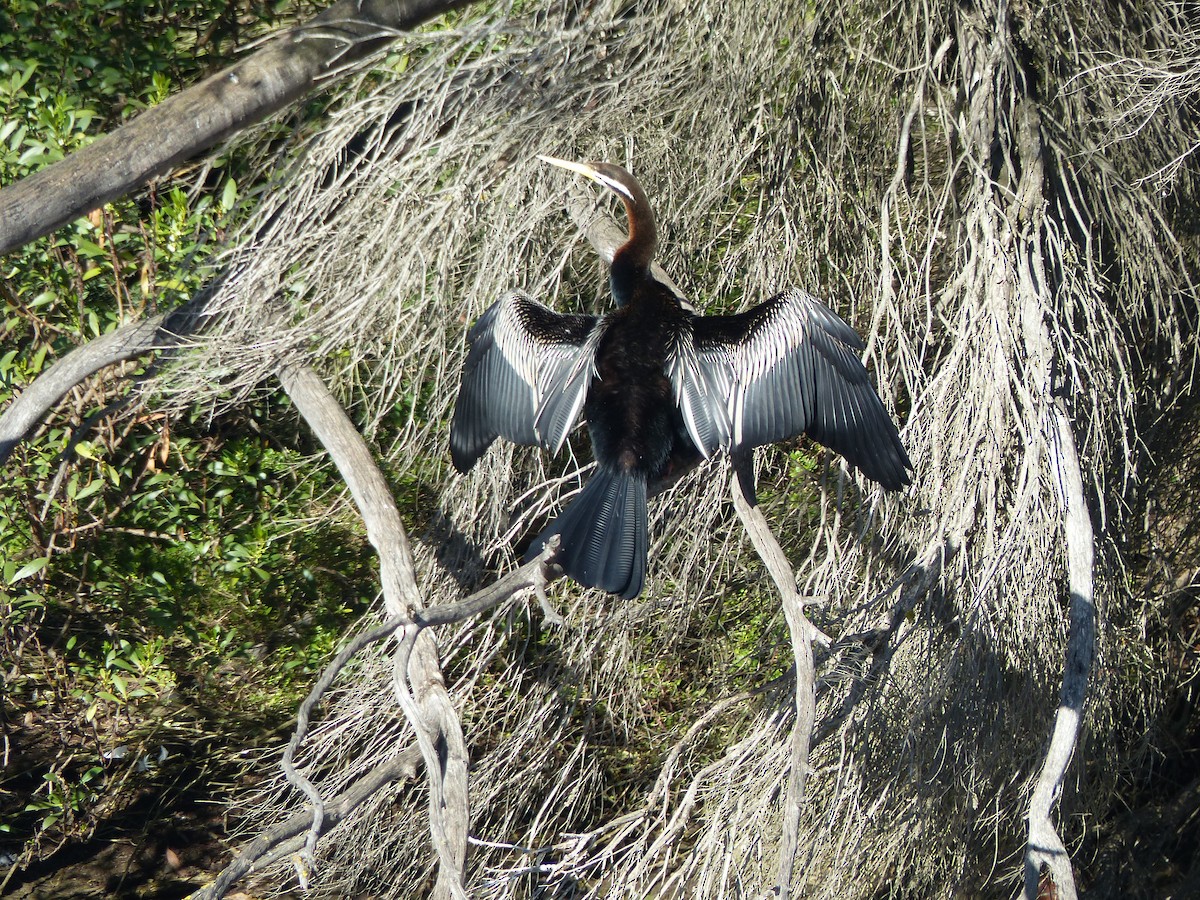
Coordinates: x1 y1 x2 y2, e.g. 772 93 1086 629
610 181 657 304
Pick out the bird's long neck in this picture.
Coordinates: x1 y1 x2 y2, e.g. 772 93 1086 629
609 183 657 308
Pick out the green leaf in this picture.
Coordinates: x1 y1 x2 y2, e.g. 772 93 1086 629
9 60 37 93
29 343 48 374
220 177 238 212
74 479 103 501
10 556 48 583
16 143 48 166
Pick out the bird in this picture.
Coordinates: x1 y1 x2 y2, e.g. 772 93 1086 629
450 155 911 600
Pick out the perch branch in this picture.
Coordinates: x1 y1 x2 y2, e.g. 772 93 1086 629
1023 403 1095 900
413 541 561 627
728 451 821 900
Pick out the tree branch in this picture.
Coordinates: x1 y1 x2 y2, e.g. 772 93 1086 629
1024 403 1095 900
198 545 559 899
0 0 471 256
728 451 824 899
0 303 209 466
193 744 424 900
277 362 468 899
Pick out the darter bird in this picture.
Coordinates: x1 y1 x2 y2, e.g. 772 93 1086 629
450 156 911 599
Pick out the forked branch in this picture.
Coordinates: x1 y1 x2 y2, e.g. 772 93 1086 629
197 545 560 899
277 362 469 899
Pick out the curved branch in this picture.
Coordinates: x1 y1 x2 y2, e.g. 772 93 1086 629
728 451 823 900
282 614 411 863
257 548 556 897
194 744 424 900
277 362 468 899
1024 403 1095 900
0 303 209 466
0 0 471 255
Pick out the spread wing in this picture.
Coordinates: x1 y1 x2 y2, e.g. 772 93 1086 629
450 291 601 473
679 288 911 489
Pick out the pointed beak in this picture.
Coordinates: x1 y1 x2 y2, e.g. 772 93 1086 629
537 154 635 202
537 154 598 179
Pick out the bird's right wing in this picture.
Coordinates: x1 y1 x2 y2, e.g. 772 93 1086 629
450 291 600 473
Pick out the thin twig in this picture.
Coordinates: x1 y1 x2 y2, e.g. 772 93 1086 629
192 745 423 900
282 613 409 864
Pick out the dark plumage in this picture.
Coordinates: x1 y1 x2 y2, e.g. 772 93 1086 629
450 156 911 598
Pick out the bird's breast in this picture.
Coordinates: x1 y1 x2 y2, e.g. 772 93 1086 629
584 309 682 478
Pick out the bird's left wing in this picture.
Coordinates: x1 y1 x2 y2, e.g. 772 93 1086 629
450 291 600 473
688 288 912 490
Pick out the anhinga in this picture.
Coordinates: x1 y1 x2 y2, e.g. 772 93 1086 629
450 155 911 599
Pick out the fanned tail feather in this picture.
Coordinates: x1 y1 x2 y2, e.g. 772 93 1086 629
526 468 648 599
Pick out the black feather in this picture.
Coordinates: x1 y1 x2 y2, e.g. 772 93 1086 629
526 468 648 600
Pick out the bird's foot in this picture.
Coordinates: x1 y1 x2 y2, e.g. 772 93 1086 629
534 534 566 627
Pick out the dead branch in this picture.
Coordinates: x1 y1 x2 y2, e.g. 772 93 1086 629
0 304 209 465
192 745 424 900
282 614 414 864
1023 404 1095 900
197 545 561 899
278 362 468 899
729 451 824 899
1007 68 1096 900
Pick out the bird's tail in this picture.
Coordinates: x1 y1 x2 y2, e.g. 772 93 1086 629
526 468 648 600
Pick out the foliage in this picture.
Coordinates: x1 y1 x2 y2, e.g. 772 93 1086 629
0 0 373 880
3 0 1199 897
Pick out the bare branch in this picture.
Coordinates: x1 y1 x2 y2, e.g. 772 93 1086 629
194 744 423 900
0 303 209 466
282 614 411 864
729 452 822 899
278 362 468 899
1023 404 1096 900
413 539 561 627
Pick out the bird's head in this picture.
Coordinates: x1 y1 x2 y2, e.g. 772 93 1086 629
537 155 642 206
538 155 658 297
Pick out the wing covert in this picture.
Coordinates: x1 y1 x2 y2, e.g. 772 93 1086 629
450 291 598 473
665 324 732 457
